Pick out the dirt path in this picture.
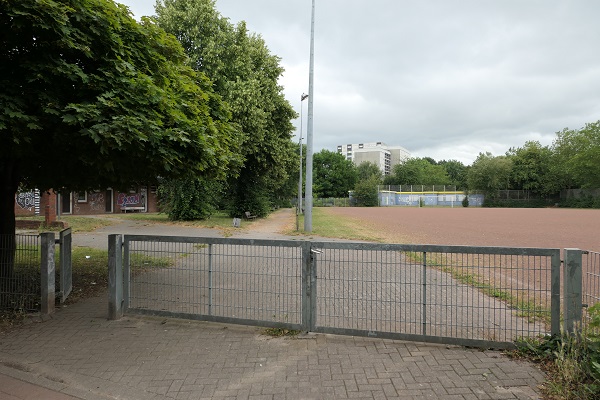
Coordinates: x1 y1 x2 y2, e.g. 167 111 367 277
242 208 296 236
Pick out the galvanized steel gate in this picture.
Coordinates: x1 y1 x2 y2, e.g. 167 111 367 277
108 235 572 348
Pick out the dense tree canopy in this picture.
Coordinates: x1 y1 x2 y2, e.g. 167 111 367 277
551 122 600 189
356 161 383 183
506 141 555 196
313 150 357 198
0 0 237 233
467 153 512 196
437 160 468 189
0 0 241 278
383 158 451 186
155 0 297 217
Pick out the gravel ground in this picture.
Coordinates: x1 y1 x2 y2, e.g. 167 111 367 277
326 207 600 251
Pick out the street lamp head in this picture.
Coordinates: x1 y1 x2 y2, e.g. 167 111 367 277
301 93 309 101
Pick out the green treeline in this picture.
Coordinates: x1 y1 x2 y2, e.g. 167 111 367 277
311 121 600 207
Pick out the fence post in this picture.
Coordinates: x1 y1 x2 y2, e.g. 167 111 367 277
108 234 123 320
301 242 315 331
40 232 55 315
563 248 583 333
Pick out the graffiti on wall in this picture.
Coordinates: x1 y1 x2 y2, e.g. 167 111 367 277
16 191 37 211
89 192 105 211
117 192 145 208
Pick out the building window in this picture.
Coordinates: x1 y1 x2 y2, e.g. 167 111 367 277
359 143 364 149
347 144 352 150
77 191 87 203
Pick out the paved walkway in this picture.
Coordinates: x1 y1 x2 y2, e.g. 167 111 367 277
2 209 547 399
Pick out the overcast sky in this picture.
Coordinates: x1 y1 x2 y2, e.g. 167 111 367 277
117 0 600 165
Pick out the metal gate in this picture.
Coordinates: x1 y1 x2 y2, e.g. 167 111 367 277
58 228 72 303
109 235 564 348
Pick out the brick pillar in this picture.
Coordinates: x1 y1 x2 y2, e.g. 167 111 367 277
42 191 57 225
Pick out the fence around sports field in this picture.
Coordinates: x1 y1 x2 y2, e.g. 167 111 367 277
582 250 600 331
102 235 599 349
0 229 72 314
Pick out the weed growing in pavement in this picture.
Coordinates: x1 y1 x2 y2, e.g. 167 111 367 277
513 304 600 399
262 327 301 337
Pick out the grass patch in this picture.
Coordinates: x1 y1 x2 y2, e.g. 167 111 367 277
109 211 243 234
17 215 116 233
66 247 110 302
512 311 600 400
262 327 302 337
289 208 386 241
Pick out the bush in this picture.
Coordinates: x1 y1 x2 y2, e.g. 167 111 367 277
157 177 222 220
514 304 600 399
353 176 380 207
462 196 469 207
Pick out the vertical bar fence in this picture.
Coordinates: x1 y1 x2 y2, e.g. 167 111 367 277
582 250 600 332
0 233 41 312
1 230 71 314
110 235 570 348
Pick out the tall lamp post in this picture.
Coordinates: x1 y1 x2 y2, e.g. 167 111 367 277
297 93 309 231
304 0 316 232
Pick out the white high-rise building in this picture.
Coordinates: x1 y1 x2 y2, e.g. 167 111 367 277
337 142 411 175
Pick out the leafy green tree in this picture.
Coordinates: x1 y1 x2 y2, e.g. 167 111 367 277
158 177 223 220
356 161 383 183
438 160 468 189
551 121 600 189
313 150 357 198
467 152 513 197
353 175 380 207
0 0 237 275
352 162 382 207
155 0 297 218
384 158 451 186
506 141 557 196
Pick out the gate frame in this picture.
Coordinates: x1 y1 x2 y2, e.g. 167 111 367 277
107 235 582 349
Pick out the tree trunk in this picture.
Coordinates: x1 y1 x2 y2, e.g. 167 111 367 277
0 159 19 279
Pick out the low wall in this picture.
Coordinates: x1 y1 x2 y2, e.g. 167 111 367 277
379 191 484 207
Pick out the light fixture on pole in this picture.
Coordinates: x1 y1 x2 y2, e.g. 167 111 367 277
304 0 316 232
297 93 309 231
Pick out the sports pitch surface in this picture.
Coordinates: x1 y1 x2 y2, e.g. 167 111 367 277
326 207 600 252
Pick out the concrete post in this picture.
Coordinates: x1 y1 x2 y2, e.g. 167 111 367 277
108 234 123 320
40 232 55 315
563 248 583 333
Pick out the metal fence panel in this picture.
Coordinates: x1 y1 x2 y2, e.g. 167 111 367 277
583 250 600 330
59 228 72 303
0 234 41 312
310 242 559 348
119 236 564 348
123 236 305 330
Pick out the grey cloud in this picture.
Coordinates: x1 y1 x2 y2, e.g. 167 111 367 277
119 0 600 164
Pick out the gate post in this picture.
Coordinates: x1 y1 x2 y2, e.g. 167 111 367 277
40 232 55 315
563 248 583 333
301 242 314 331
108 234 123 320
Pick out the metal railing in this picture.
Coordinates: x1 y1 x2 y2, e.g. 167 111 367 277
310 242 560 348
0 230 72 314
109 235 568 348
0 234 41 311
582 250 600 329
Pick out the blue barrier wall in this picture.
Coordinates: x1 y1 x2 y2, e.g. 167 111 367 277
379 192 484 207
